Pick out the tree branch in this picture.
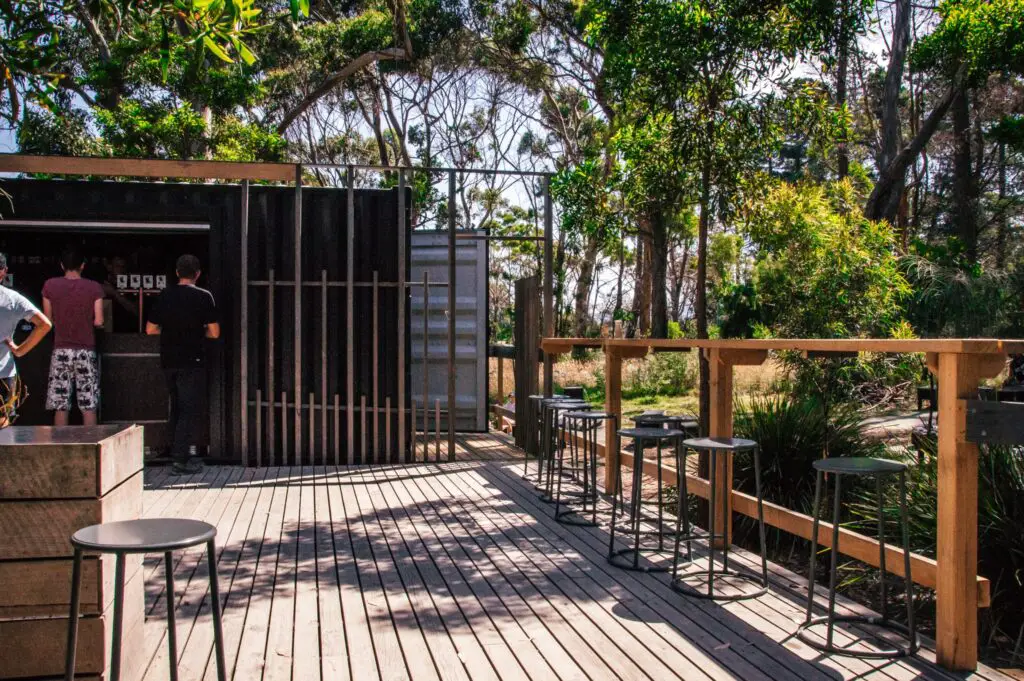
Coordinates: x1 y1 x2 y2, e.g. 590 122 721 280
864 65 967 221
276 48 408 133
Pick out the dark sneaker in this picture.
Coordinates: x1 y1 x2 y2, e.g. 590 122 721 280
184 457 204 474
170 461 190 475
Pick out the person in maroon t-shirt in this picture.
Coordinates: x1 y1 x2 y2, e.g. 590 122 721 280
42 248 105 425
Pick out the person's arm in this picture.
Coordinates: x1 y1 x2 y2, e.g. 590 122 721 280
202 291 219 339
93 297 104 328
42 297 52 321
7 312 52 357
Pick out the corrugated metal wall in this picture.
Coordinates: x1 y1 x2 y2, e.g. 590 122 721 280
410 231 488 432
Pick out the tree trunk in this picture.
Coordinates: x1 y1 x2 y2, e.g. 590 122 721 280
554 228 568 335
573 236 601 338
614 240 625 320
867 0 911 222
696 159 712 436
836 0 850 179
997 140 1007 269
650 211 669 338
952 87 978 262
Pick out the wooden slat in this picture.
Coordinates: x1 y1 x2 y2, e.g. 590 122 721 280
324 466 382 681
373 463 535 681
337 467 412 681
313 467 351 681
368 465 505 681
0 154 297 182
433 466 714 681
0 425 142 498
200 467 274 681
396 466 581 680
231 468 291 681
0 469 142 559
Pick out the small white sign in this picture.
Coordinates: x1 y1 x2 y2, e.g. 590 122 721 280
116 274 128 289
129 274 141 288
143 275 154 289
156 275 167 289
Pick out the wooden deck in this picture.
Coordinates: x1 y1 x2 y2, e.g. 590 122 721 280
135 433 1013 681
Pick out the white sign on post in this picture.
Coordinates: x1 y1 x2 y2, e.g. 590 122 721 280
116 274 128 289
129 274 141 289
143 275 154 289
156 275 167 289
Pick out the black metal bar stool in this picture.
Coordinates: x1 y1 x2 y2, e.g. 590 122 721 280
65 518 227 681
541 399 592 501
524 394 547 480
621 416 685 545
671 437 769 601
554 411 617 526
608 427 683 572
797 457 918 658
631 411 699 438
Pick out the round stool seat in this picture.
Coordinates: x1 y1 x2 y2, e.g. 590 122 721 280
631 413 682 425
72 519 216 553
812 457 906 475
684 436 757 451
620 427 683 440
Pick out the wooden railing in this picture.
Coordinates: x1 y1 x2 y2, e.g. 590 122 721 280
540 337 1024 672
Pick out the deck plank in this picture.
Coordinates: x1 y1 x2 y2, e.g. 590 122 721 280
376 465 539 681
312 466 351 681
136 446 1015 681
324 467 383 681
201 467 274 681
292 466 322 681
337 467 414 681
360 465 472 681
144 467 251 681
232 467 290 681
407 466 613 681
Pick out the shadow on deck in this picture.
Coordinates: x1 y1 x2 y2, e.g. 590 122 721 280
136 435 1011 681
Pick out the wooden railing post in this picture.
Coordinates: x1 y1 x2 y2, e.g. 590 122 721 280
707 348 734 549
930 351 1004 671
604 347 623 494
706 347 767 549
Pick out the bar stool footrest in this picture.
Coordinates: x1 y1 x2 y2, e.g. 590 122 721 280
795 615 919 659
608 547 673 572
670 568 768 602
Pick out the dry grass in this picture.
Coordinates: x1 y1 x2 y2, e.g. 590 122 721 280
488 352 786 416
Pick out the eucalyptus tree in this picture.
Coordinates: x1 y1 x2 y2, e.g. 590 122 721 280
587 0 841 429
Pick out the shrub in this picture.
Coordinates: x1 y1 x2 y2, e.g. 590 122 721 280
732 393 881 513
622 351 696 398
850 439 1024 650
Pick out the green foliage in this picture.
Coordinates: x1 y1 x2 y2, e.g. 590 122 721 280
912 0 1024 82
733 393 881 512
851 441 1024 642
723 180 910 339
623 352 696 398
902 239 1010 337
551 157 621 252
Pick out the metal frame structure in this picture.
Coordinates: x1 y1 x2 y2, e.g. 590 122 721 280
0 154 554 464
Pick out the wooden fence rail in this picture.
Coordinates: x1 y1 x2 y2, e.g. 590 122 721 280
539 336 1024 672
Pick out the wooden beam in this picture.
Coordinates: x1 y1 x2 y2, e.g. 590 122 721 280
0 154 297 182
563 336 1024 355
930 352 1004 670
603 348 624 494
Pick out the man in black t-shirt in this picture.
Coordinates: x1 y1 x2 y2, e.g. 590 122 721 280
147 254 220 474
